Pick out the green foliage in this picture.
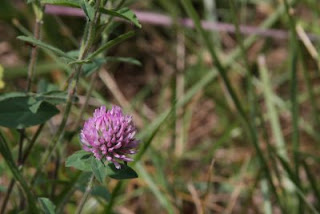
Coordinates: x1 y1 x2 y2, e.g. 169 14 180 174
66 150 138 181
0 94 59 129
100 7 142 28
0 133 39 212
65 150 92 171
106 163 138 180
82 57 141 76
82 58 105 76
87 31 136 60
0 0 143 213
80 0 95 21
91 185 110 201
91 157 107 183
2 0 320 213
17 36 75 60
40 0 80 7
38 197 56 214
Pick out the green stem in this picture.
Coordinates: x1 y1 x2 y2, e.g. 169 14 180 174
0 131 38 213
104 181 123 213
75 175 94 214
26 19 42 92
30 0 102 186
0 123 44 213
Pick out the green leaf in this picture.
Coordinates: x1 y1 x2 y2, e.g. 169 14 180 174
66 50 80 58
0 92 26 101
105 57 141 66
39 197 56 214
38 90 70 105
82 58 105 76
87 31 135 60
17 36 75 60
91 185 110 201
0 95 59 129
100 7 141 28
28 97 43 113
81 0 95 21
107 163 138 180
65 151 92 171
68 59 91 65
40 0 80 7
82 57 141 76
91 158 107 183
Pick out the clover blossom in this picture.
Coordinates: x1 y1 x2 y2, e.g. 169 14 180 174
80 106 139 169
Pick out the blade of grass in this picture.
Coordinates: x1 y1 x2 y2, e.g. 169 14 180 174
180 0 246 122
302 160 320 209
228 2 277 211
135 163 175 214
258 55 288 159
0 131 38 213
180 0 283 211
283 0 300 180
275 152 320 214
283 0 303 211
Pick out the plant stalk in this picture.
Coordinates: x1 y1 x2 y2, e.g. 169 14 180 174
75 175 94 214
30 0 102 186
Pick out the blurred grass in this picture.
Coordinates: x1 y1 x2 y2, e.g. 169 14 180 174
1 0 320 213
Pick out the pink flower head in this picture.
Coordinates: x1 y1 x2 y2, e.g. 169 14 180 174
80 106 139 169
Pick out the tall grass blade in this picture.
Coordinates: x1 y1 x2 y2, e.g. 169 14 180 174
275 152 319 214
302 160 320 209
0 132 38 212
180 0 283 210
135 163 175 214
258 55 288 159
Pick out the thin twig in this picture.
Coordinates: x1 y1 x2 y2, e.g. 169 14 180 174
187 183 204 214
296 24 320 70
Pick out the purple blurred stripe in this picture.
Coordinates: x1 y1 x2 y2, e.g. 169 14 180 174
46 5 85 17
45 5 319 41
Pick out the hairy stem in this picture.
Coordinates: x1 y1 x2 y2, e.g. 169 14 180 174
26 20 42 92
